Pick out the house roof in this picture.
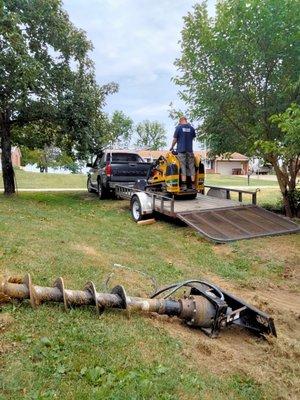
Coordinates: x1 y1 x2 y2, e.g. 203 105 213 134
137 150 248 161
215 152 248 161
137 150 206 159
104 149 140 154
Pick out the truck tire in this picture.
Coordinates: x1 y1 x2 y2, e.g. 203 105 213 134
130 195 152 222
97 180 108 200
87 177 95 193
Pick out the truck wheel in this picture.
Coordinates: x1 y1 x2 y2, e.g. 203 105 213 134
97 180 108 200
130 195 147 222
87 177 94 193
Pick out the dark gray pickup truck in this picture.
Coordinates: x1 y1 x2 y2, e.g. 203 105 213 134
87 150 151 199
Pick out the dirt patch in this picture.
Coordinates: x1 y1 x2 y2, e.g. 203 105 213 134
148 275 300 399
72 243 102 258
0 292 10 304
212 244 235 258
0 313 14 332
0 313 15 357
70 243 141 269
205 272 300 315
240 236 300 274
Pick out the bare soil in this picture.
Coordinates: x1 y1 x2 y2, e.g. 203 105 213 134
149 272 300 400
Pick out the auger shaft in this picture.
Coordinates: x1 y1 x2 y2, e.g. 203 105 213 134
1 274 277 338
1 274 181 316
3 281 119 307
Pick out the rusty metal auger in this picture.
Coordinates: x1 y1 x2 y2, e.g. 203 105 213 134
1 274 276 338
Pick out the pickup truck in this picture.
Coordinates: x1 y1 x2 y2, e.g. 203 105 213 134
251 164 273 175
87 150 151 199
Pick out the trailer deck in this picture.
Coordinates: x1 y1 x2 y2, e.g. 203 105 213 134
161 194 239 213
115 184 300 243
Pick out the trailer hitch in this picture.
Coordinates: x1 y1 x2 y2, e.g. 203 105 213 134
1 275 276 338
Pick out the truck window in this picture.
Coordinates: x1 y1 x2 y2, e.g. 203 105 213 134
109 153 144 163
93 155 101 168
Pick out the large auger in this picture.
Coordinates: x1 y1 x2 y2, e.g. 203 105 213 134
1 274 276 338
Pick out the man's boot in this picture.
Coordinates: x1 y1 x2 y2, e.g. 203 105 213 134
187 180 195 190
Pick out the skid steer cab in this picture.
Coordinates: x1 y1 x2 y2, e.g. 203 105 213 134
146 151 205 199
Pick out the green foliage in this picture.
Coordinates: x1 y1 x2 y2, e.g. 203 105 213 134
102 110 134 149
287 188 300 216
135 120 167 150
174 0 300 215
268 103 300 160
0 0 118 159
20 145 80 173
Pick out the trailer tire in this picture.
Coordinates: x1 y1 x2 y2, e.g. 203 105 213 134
130 195 152 222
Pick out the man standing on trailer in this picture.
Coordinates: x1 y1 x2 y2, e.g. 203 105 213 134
170 116 196 190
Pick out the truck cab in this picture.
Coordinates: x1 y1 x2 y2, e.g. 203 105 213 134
87 150 151 199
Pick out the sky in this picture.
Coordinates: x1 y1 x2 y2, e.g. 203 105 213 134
63 0 216 147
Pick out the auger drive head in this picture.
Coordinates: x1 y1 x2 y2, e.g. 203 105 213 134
1 275 276 339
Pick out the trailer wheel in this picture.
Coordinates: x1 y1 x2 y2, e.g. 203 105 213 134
130 195 152 222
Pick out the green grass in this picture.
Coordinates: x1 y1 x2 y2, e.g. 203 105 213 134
1 192 299 399
0 170 278 190
0 169 86 189
205 174 278 188
0 170 282 211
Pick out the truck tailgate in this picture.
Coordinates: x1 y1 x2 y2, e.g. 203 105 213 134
110 162 151 181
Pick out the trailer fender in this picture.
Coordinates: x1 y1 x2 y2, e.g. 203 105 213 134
133 192 153 215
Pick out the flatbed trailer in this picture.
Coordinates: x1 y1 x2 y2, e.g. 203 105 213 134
115 184 299 243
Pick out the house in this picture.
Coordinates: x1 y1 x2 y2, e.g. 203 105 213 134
0 146 22 169
206 152 249 175
137 150 249 175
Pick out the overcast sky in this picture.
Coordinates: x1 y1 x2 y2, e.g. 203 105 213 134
63 0 216 146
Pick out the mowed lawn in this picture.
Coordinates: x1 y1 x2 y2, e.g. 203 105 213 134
0 169 86 189
0 169 279 189
0 169 281 206
0 188 299 399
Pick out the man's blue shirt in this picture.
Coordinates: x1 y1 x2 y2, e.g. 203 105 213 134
174 123 196 153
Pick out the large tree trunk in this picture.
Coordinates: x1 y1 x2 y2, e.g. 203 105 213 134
0 112 15 195
272 158 298 218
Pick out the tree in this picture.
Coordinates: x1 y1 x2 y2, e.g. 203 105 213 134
105 111 133 149
135 120 167 150
174 0 300 216
268 103 300 216
0 0 117 194
21 145 80 173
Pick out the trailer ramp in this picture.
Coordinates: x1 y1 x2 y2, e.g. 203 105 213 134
177 205 300 243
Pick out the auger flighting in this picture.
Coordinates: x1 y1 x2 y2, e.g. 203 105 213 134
1 274 276 338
